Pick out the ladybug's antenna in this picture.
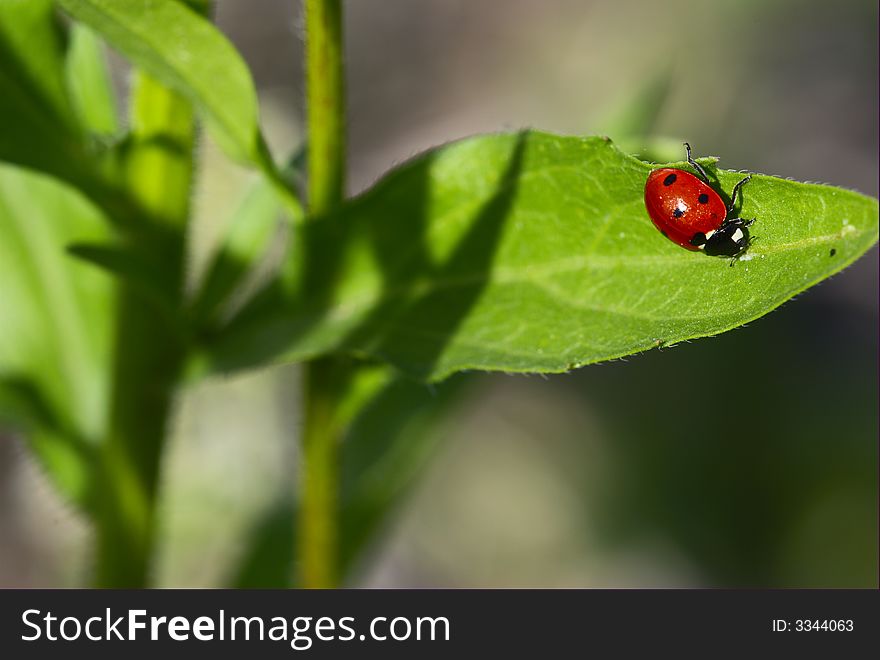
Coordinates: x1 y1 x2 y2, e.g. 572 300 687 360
684 142 709 183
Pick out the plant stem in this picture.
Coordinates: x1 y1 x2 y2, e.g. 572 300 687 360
96 296 184 587
305 0 345 213
300 358 346 588
94 73 194 588
94 0 214 589
300 0 346 589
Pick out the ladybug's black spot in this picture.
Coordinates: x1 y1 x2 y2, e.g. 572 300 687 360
689 232 707 247
698 193 709 204
830 248 837 257
673 208 684 218
663 173 677 186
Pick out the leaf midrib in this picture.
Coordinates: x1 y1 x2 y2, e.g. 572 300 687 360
294 223 871 319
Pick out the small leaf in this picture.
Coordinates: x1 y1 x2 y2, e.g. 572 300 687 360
65 23 119 136
203 131 879 381
0 163 116 506
58 0 256 159
191 147 306 328
0 0 97 188
0 0 71 120
0 377 96 509
58 0 304 222
68 242 178 318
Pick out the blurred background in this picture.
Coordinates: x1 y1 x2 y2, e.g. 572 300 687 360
1 0 876 587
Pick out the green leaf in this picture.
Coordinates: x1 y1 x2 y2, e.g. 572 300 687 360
202 131 879 382
67 242 179 319
192 160 302 325
0 0 71 120
0 377 96 509
0 0 96 187
58 0 254 159
0 163 116 506
57 0 304 222
191 146 306 328
65 23 119 136
190 177 284 326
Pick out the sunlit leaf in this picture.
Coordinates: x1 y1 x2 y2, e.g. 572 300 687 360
57 0 304 221
0 163 116 507
203 131 879 381
58 0 255 159
65 22 119 136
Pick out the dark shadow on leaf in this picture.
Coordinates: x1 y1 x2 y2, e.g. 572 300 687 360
344 131 528 378
0 26 89 189
203 132 527 379
202 146 436 372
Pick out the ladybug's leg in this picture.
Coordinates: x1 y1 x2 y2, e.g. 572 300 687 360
722 216 756 228
727 174 752 213
684 142 710 183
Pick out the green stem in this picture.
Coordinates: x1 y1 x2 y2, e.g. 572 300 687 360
299 0 346 589
94 72 195 588
96 296 184 587
300 358 346 588
305 0 345 215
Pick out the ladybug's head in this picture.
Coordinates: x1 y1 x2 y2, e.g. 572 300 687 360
701 219 753 257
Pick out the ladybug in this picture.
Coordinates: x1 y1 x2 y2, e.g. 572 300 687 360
644 143 755 260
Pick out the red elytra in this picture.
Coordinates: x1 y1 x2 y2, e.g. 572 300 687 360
644 168 728 250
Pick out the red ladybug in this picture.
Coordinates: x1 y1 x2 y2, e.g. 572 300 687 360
644 143 755 259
